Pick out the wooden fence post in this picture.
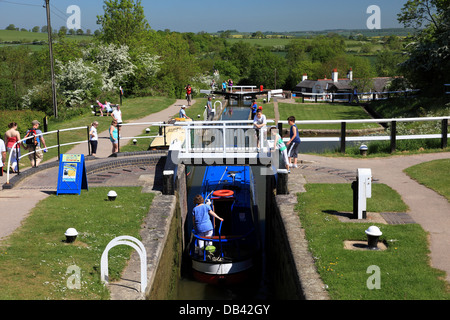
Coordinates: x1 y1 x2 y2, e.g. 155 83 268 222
441 119 448 149
340 122 346 153
390 121 397 153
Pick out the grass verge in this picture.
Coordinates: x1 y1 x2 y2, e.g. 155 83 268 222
0 187 154 300
296 183 450 299
278 103 380 130
404 159 450 201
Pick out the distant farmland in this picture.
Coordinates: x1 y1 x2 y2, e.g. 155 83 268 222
0 29 92 43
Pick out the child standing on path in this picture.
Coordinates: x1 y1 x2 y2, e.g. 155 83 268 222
89 121 99 156
269 126 290 173
286 116 301 168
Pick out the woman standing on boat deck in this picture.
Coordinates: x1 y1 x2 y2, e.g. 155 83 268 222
192 195 223 253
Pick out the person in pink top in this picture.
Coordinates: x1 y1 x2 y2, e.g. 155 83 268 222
4 122 21 172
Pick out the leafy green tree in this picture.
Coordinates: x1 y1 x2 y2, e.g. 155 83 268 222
398 0 450 95
397 0 447 29
151 32 198 98
248 48 287 89
306 35 346 63
375 50 406 77
96 0 150 47
0 47 35 109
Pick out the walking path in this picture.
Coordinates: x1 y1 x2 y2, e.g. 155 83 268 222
1 98 449 288
0 99 192 240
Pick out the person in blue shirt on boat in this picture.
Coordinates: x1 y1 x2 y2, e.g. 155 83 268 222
192 194 223 254
286 116 301 168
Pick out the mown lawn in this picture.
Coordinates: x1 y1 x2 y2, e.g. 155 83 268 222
404 159 450 201
278 102 380 130
297 183 450 299
0 187 154 300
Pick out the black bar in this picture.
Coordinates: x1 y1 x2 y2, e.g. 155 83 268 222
43 116 48 133
117 123 120 153
87 126 91 156
340 122 346 153
16 143 20 175
57 130 61 161
441 119 448 149
163 122 167 147
32 143 36 168
390 121 397 153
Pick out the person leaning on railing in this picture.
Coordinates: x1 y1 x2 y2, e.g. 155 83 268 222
23 120 47 168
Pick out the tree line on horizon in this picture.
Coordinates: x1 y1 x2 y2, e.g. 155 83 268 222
0 0 448 117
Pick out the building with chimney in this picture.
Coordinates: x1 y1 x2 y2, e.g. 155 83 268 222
294 68 392 97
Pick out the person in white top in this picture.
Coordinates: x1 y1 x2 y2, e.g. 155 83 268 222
89 121 99 156
111 105 123 136
253 109 267 148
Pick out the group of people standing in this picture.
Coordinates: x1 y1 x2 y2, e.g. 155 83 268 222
221 79 233 93
251 100 301 173
89 104 123 156
0 120 48 175
0 104 123 177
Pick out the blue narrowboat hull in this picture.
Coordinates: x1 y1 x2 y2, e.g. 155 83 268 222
189 165 260 285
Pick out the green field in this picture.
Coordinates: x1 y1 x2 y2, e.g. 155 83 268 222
278 102 381 130
0 29 92 42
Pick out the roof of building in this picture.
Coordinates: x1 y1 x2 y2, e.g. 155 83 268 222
295 77 393 93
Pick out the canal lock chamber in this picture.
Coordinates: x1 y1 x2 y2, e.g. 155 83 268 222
154 98 314 300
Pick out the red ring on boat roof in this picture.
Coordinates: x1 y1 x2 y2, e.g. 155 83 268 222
213 189 234 197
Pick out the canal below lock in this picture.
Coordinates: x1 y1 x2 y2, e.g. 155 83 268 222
175 99 274 300
173 98 349 300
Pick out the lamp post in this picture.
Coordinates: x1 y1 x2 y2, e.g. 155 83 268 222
45 0 58 118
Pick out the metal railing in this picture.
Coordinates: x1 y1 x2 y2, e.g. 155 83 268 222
5 116 448 183
277 116 449 153
177 120 275 154
116 121 171 151
5 126 90 184
5 122 171 184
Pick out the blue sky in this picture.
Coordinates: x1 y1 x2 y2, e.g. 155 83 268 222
0 0 406 33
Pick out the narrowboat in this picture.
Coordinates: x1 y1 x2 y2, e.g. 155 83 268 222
189 165 260 285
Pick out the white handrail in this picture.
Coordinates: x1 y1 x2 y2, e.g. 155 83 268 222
278 116 450 125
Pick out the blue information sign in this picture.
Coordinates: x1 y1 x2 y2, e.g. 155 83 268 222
56 154 88 195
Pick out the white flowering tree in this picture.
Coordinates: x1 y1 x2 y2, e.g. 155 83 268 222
21 42 161 112
55 58 99 107
83 43 135 92
137 52 161 78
